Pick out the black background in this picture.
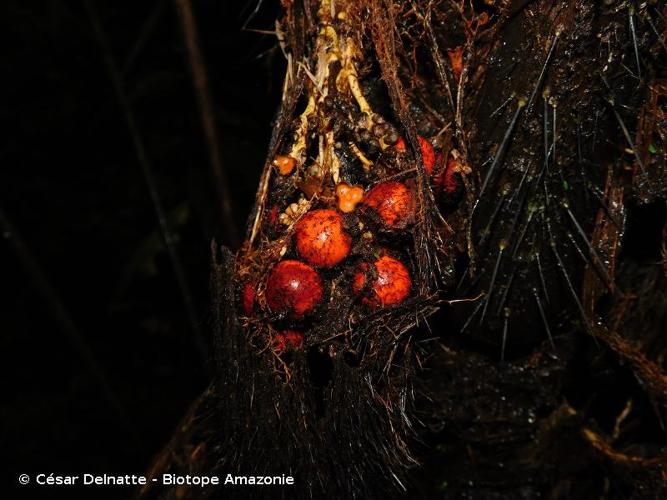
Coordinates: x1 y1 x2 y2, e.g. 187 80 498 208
3 0 282 496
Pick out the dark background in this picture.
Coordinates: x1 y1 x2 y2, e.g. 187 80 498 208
3 0 282 495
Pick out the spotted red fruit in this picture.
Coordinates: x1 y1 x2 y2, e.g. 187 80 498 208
295 209 352 268
362 181 415 228
352 255 412 308
265 260 323 319
274 330 304 352
241 282 256 316
417 135 435 176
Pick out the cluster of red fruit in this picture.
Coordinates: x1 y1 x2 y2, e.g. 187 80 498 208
243 135 459 352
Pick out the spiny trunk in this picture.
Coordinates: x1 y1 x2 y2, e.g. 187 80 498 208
140 1 667 498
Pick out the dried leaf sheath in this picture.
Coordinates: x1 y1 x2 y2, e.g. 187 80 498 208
142 1 453 498
226 1 449 494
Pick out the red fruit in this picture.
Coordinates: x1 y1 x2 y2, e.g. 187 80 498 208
395 136 407 153
362 181 415 228
353 255 412 308
241 282 255 316
265 260 323 319
417 135 435 176
274 330 304 352
273 155 296 175
433 158 464 206
395 136 435 176
295 209 352 268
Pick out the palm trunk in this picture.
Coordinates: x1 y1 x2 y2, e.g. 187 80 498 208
139 1 667 498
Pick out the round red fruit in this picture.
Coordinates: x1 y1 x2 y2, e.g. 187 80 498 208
417 135 435 176
295 209 352 268
265 260 323 319
352 255 412 308
362 181 414 228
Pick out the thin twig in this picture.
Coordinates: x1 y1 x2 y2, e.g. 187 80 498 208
122 0 165 75
174 0 240 248
84 0 210 370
